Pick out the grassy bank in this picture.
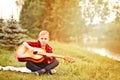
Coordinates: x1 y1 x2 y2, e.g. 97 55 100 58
0 41 120 80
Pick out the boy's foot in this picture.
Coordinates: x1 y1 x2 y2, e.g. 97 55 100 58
49 69 56 75
34 69 46 75
34 69 56 75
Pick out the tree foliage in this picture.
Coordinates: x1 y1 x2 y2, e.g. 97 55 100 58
0 19 5 41
20 0 84 42
43 0 84 41
0 16 26 50
79 0 120 25
20 0 46 38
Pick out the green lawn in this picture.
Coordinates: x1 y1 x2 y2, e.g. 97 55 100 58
0 41 120 80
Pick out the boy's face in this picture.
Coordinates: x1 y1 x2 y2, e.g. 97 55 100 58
38 34 49 46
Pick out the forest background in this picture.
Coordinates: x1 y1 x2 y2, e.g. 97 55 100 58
0 0 120 52
0 0 120 80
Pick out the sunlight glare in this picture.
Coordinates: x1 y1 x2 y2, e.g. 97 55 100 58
0 0 22 21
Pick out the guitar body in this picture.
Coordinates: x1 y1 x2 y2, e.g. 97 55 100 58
15 45 44 63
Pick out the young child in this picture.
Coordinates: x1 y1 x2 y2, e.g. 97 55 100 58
22 30 59 75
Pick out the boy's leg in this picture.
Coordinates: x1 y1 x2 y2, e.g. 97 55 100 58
26 62 48 74
26 60 59 75
26 62 42 72
45 59 59 71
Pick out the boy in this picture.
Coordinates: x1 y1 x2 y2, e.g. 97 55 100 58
22 30 59 75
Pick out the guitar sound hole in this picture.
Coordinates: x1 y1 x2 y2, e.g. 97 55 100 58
33 51 38 54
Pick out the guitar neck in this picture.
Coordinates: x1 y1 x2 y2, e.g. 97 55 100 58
32 47 75 62
37 51 75 63
37 52 65 59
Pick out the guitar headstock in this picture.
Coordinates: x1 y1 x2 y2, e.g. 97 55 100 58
64 56 75 63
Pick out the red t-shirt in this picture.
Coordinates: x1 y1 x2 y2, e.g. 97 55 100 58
27 40 55 64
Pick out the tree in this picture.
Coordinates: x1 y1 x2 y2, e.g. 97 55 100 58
20 0 46 38
20 0 84 42
42 0 85 42
79 0 120 25
0 16 27 50
0 18 5 42
114 3 120 23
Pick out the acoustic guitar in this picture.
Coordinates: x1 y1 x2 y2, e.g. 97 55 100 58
15 45 75 63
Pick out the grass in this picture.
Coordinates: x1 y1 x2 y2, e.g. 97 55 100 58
0 41 120 80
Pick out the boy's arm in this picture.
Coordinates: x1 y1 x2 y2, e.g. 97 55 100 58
22 42 45 54
22 42 33 51
36 51 75 63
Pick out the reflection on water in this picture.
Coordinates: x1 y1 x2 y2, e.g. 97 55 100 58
86 47 120 61
82 40 120 61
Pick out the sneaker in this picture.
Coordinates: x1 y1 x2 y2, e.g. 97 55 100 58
34 72 39 76
34 69 46 75
49 69 56 74
0 66 2 70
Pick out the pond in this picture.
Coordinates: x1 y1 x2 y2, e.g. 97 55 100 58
82 40 120 61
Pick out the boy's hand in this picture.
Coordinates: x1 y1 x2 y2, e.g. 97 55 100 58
29 47 34 52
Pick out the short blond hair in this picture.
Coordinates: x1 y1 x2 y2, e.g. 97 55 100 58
39 30 49 37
